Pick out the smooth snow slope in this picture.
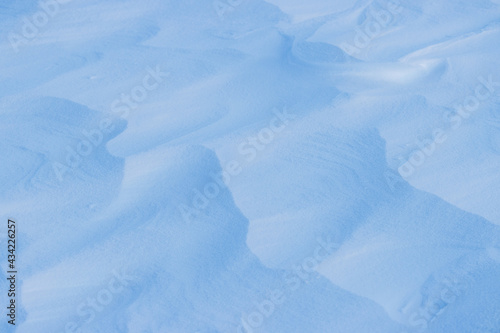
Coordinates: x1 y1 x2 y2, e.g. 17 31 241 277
1 0 500 332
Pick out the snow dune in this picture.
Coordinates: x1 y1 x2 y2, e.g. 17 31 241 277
1 0 500 332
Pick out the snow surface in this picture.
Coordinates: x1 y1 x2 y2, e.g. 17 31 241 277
1 0 500 332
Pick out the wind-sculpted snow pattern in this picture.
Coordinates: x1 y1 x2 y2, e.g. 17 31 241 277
0 0 500 332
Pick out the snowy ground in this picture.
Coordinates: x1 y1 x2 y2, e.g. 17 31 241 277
1 0 500 332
